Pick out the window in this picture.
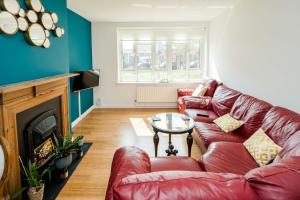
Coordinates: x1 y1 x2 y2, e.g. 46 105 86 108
118 27 207 83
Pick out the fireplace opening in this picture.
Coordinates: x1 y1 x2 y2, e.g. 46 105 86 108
26 110 61 168
17 97 63 169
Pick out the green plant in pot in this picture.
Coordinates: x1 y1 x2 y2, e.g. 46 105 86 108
14 157 51 200
53 134 83 179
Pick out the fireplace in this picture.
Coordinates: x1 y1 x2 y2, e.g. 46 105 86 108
0 73 77 197
17 98 63 169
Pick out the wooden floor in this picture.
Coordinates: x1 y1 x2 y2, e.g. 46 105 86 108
57 108 201 200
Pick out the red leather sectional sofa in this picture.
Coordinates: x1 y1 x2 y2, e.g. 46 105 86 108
106 81 300 200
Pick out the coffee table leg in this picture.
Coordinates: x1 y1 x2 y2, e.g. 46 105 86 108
153 130 159 157
187 130 193 157
165 133 178 156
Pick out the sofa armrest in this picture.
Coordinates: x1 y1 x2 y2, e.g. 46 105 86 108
177 88 194 97
184 96 212 110
114 171 257 200
105 147 151 200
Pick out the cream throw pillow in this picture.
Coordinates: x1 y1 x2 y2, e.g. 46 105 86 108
243 128 282 167
213 114 244 133
192 85 208 97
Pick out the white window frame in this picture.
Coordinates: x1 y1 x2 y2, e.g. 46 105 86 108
117 27 208 84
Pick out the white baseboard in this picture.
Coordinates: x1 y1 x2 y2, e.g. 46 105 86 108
72 105 96 128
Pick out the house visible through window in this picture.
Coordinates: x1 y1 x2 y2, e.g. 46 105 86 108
118 27 208 83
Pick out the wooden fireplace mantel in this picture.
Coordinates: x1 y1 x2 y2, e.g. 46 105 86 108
0 73 78 198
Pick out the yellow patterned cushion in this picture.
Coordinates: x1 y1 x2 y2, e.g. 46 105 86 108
243 128 282 166
213 114 244 133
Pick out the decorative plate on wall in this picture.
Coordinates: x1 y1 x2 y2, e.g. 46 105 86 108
0 0 65 48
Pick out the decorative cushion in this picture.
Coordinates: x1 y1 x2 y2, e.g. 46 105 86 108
243 128 282 167
213 114 244 133
192 85 208 97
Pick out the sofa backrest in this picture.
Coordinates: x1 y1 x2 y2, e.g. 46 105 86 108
261 106 300 147
211 85 242 117
230 94 272 139
245 156 300 200
260 106 300 163
203 79 219 97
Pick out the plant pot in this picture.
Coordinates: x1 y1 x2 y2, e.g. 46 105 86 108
55 154 72 170
27 184 44 200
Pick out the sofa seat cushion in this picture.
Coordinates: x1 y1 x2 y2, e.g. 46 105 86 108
194 122 245 147
201 142 259 175
150 157 202 172
185 108 218 123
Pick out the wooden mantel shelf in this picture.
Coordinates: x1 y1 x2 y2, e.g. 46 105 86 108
0 73 79 94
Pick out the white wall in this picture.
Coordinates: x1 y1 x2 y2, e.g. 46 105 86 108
209 0 300 113
92 22 207 108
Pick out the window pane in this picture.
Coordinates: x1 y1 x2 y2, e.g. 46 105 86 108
136 44 152 70
188 41 201 69
122 41 135 70
188 69 202 81
137 71 153 82
155 41 167 70
171 42 186 70
170 42 186 82
120 70 137 82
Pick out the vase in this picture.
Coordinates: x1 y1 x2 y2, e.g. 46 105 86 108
54 154 72 170
55 154 72 179
27 184 44 200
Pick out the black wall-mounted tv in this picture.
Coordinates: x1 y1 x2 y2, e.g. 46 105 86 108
72 70 100 92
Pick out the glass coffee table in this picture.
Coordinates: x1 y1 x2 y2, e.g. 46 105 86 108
150 112 195 157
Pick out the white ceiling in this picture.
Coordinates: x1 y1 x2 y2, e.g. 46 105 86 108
67 0 236 22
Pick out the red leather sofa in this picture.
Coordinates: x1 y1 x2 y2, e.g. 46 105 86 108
177 79 219 113
106 82 300 200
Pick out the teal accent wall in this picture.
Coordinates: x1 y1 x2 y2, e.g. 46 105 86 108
0 1 94 124
0 0 69 85
68 10 94 123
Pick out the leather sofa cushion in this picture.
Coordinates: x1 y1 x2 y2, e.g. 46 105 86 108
185 108 218 123
150 157 202 172
274 131 300 163
184 96 212 110
194 122 245 147
204 79 219 97
177 96 185 113
261 106 300 147
106 147 151 200
212 85 241 116
201 142 258 175
245 156 300 200
115 171 257 200
230 94 272 139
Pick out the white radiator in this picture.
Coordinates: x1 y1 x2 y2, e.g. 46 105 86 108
136 87 177 103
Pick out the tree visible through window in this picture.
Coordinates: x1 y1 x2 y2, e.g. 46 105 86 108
119 40 203 83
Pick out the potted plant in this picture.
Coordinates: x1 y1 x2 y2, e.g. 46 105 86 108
53 134 83 179
14 157 51 200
